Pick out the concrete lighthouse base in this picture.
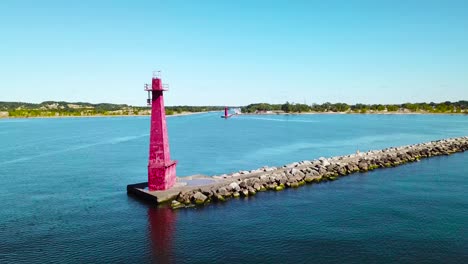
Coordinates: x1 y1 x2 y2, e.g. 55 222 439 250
127 174 220 204
148 161 177 191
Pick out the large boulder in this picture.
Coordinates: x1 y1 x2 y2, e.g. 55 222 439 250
358 161 369 171
244 178 253 187
326 164 338 173
290 168 299 175
229 182 241 192
319 157 331 167
268 176 277 183
239 180 247 188
214 194 225 202
218 187 231 197
317 166 327 174
307 170 320 177
305 175 321 183
277 175 288 184
193 192 208 205
177 191 192 205
247 187 256 195
267 182 278 190
336 165 348 175
253 182 262 191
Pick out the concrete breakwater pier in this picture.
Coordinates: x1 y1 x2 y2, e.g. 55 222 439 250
127 136 468 209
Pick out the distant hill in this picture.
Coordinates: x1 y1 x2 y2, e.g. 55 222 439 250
0 101 225 118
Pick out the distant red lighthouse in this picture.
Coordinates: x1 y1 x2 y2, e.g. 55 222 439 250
221 106 231 119
145 71 177 191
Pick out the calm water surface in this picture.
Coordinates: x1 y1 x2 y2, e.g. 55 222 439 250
0 113 467 263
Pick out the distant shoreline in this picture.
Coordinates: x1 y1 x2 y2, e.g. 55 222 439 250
1 110 466 119
238 111 467 116
0 111 214 120
2 100 466 119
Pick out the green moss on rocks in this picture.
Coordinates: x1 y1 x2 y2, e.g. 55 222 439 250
195 199 205 205
304 177 314 183
171 201 185 209
215 194 225 202
275 185 284 191
312 177 323 183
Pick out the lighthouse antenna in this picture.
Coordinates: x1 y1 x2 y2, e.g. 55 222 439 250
153 70 161 78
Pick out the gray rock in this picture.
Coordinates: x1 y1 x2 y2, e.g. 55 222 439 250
247 187 256 195
214 194 225 202
358 161 369 171
253 182 262 191
319 157 331 166
245 178 253 187
241 189 249 197
239 181 247 188
229 182 241 192
268 176 276 183
307 170 319 177
218 187 230 196
193 192 208 205
267 182 278 189
177 191 192 205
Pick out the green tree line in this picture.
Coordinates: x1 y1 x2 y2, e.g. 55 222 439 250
2 100 467 117
0 101 226 117
242 101 468 114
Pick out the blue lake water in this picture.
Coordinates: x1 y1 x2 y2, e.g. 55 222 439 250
0 113 467 263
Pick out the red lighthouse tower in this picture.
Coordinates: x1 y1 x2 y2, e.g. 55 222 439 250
145 71 177 191
221 106 231 118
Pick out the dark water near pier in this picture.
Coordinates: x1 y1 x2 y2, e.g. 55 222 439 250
0 113 467 263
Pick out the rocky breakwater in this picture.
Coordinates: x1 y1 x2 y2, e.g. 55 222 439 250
171 137 468 209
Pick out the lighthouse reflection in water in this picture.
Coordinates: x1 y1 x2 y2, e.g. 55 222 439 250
147 207 176 263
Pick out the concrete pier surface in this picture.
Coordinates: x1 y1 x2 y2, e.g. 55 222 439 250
127 136 468 208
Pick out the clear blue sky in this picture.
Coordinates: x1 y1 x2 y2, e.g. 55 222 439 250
1 0 467 106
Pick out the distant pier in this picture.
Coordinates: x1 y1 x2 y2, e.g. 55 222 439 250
127 136 468 209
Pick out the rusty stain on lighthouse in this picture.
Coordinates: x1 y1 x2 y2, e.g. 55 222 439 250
145 71 177 191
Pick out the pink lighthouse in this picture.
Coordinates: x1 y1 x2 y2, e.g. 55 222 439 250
221 106 230 119
145 71 177 191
